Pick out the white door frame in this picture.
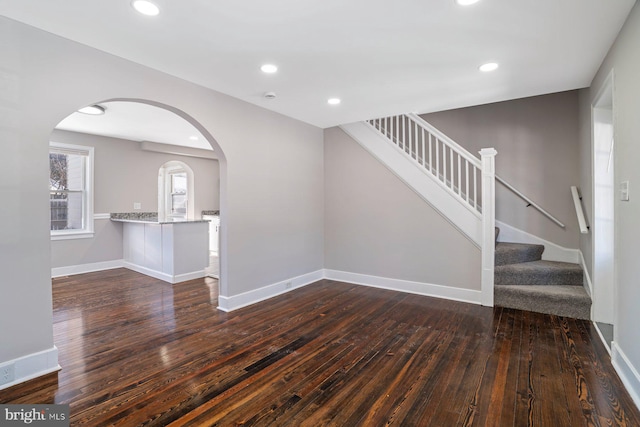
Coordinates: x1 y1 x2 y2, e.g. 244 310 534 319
591 70 616 329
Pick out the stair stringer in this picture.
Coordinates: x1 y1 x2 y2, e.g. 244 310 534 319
340 121 482 247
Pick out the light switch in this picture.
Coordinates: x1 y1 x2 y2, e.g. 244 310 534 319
134 202 142 210
620 181 630 201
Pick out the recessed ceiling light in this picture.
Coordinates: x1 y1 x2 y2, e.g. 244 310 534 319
479 62 499 72
78 105 106 115
327 98 341 105
261 64 278 74
132 0 160 16
189 136 199 141
455 0 480 5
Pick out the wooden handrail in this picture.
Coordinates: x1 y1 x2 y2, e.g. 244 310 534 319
571 186 589 233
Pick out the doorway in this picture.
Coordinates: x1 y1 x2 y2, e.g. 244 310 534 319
52 100 223 288
592 72 615 350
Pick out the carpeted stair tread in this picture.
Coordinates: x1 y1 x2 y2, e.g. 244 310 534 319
495 285 591 320
495 242 544 266
493 236 590 320
495 260 583 286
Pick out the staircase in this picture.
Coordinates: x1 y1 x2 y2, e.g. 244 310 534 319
342 113 592 320
495 229 591 319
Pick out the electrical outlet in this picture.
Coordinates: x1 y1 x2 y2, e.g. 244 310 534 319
0 363 15 385
133 202 142 210
285 282 292 289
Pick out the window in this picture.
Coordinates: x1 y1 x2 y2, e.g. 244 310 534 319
49 142 94 239
158 161 194 222
169 171 188 219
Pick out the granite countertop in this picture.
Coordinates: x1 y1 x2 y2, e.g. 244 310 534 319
110 212 210 224
201 210 220 216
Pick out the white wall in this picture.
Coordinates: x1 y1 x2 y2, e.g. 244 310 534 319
324 127 481 293
0 17 324 375
421 91 581 249
49 129 220 269
580 2 640 404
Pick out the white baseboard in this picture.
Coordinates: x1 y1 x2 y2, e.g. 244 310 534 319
50 260 482 314
593 321 611 356
122 262 205 284
0 346 61 392
612 342 640 411
52 260 203 284
52 260 124 278
218 269 482 312
174 271 207 283
217 270 325 312
324 269 482 305
496 220 579 263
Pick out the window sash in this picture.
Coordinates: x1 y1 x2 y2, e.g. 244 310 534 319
166 170 188 219
50 191 85 231
49 142 94 238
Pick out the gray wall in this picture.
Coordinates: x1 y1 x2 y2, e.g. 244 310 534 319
49 129 220 269
0 17 324 365
579 2 640 386
324 127 481 290
421 91 581 249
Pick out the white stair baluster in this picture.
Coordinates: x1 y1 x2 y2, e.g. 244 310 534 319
421 128 426 167
465 160 470 203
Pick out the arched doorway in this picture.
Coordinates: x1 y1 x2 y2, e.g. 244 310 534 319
50 99 226 293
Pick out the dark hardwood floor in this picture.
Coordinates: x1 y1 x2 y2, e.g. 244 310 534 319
2 268 639 426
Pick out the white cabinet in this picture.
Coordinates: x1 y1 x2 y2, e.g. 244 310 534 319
121 220 209 283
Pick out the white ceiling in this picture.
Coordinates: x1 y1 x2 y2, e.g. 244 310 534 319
0 0 635 132
56 102 212 150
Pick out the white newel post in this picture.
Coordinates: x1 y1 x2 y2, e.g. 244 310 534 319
480 148 497 307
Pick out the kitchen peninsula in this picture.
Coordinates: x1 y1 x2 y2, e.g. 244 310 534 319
111 213 209 284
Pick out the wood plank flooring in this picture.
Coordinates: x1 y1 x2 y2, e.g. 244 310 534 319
2 268 639 426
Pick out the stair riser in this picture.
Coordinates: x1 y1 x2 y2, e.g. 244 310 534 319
495 270 583 286
495 251 543 266
495 289 591 320
495 242 545 266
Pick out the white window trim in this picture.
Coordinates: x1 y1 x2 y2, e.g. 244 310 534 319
50 141 95 240
158 161 194 221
